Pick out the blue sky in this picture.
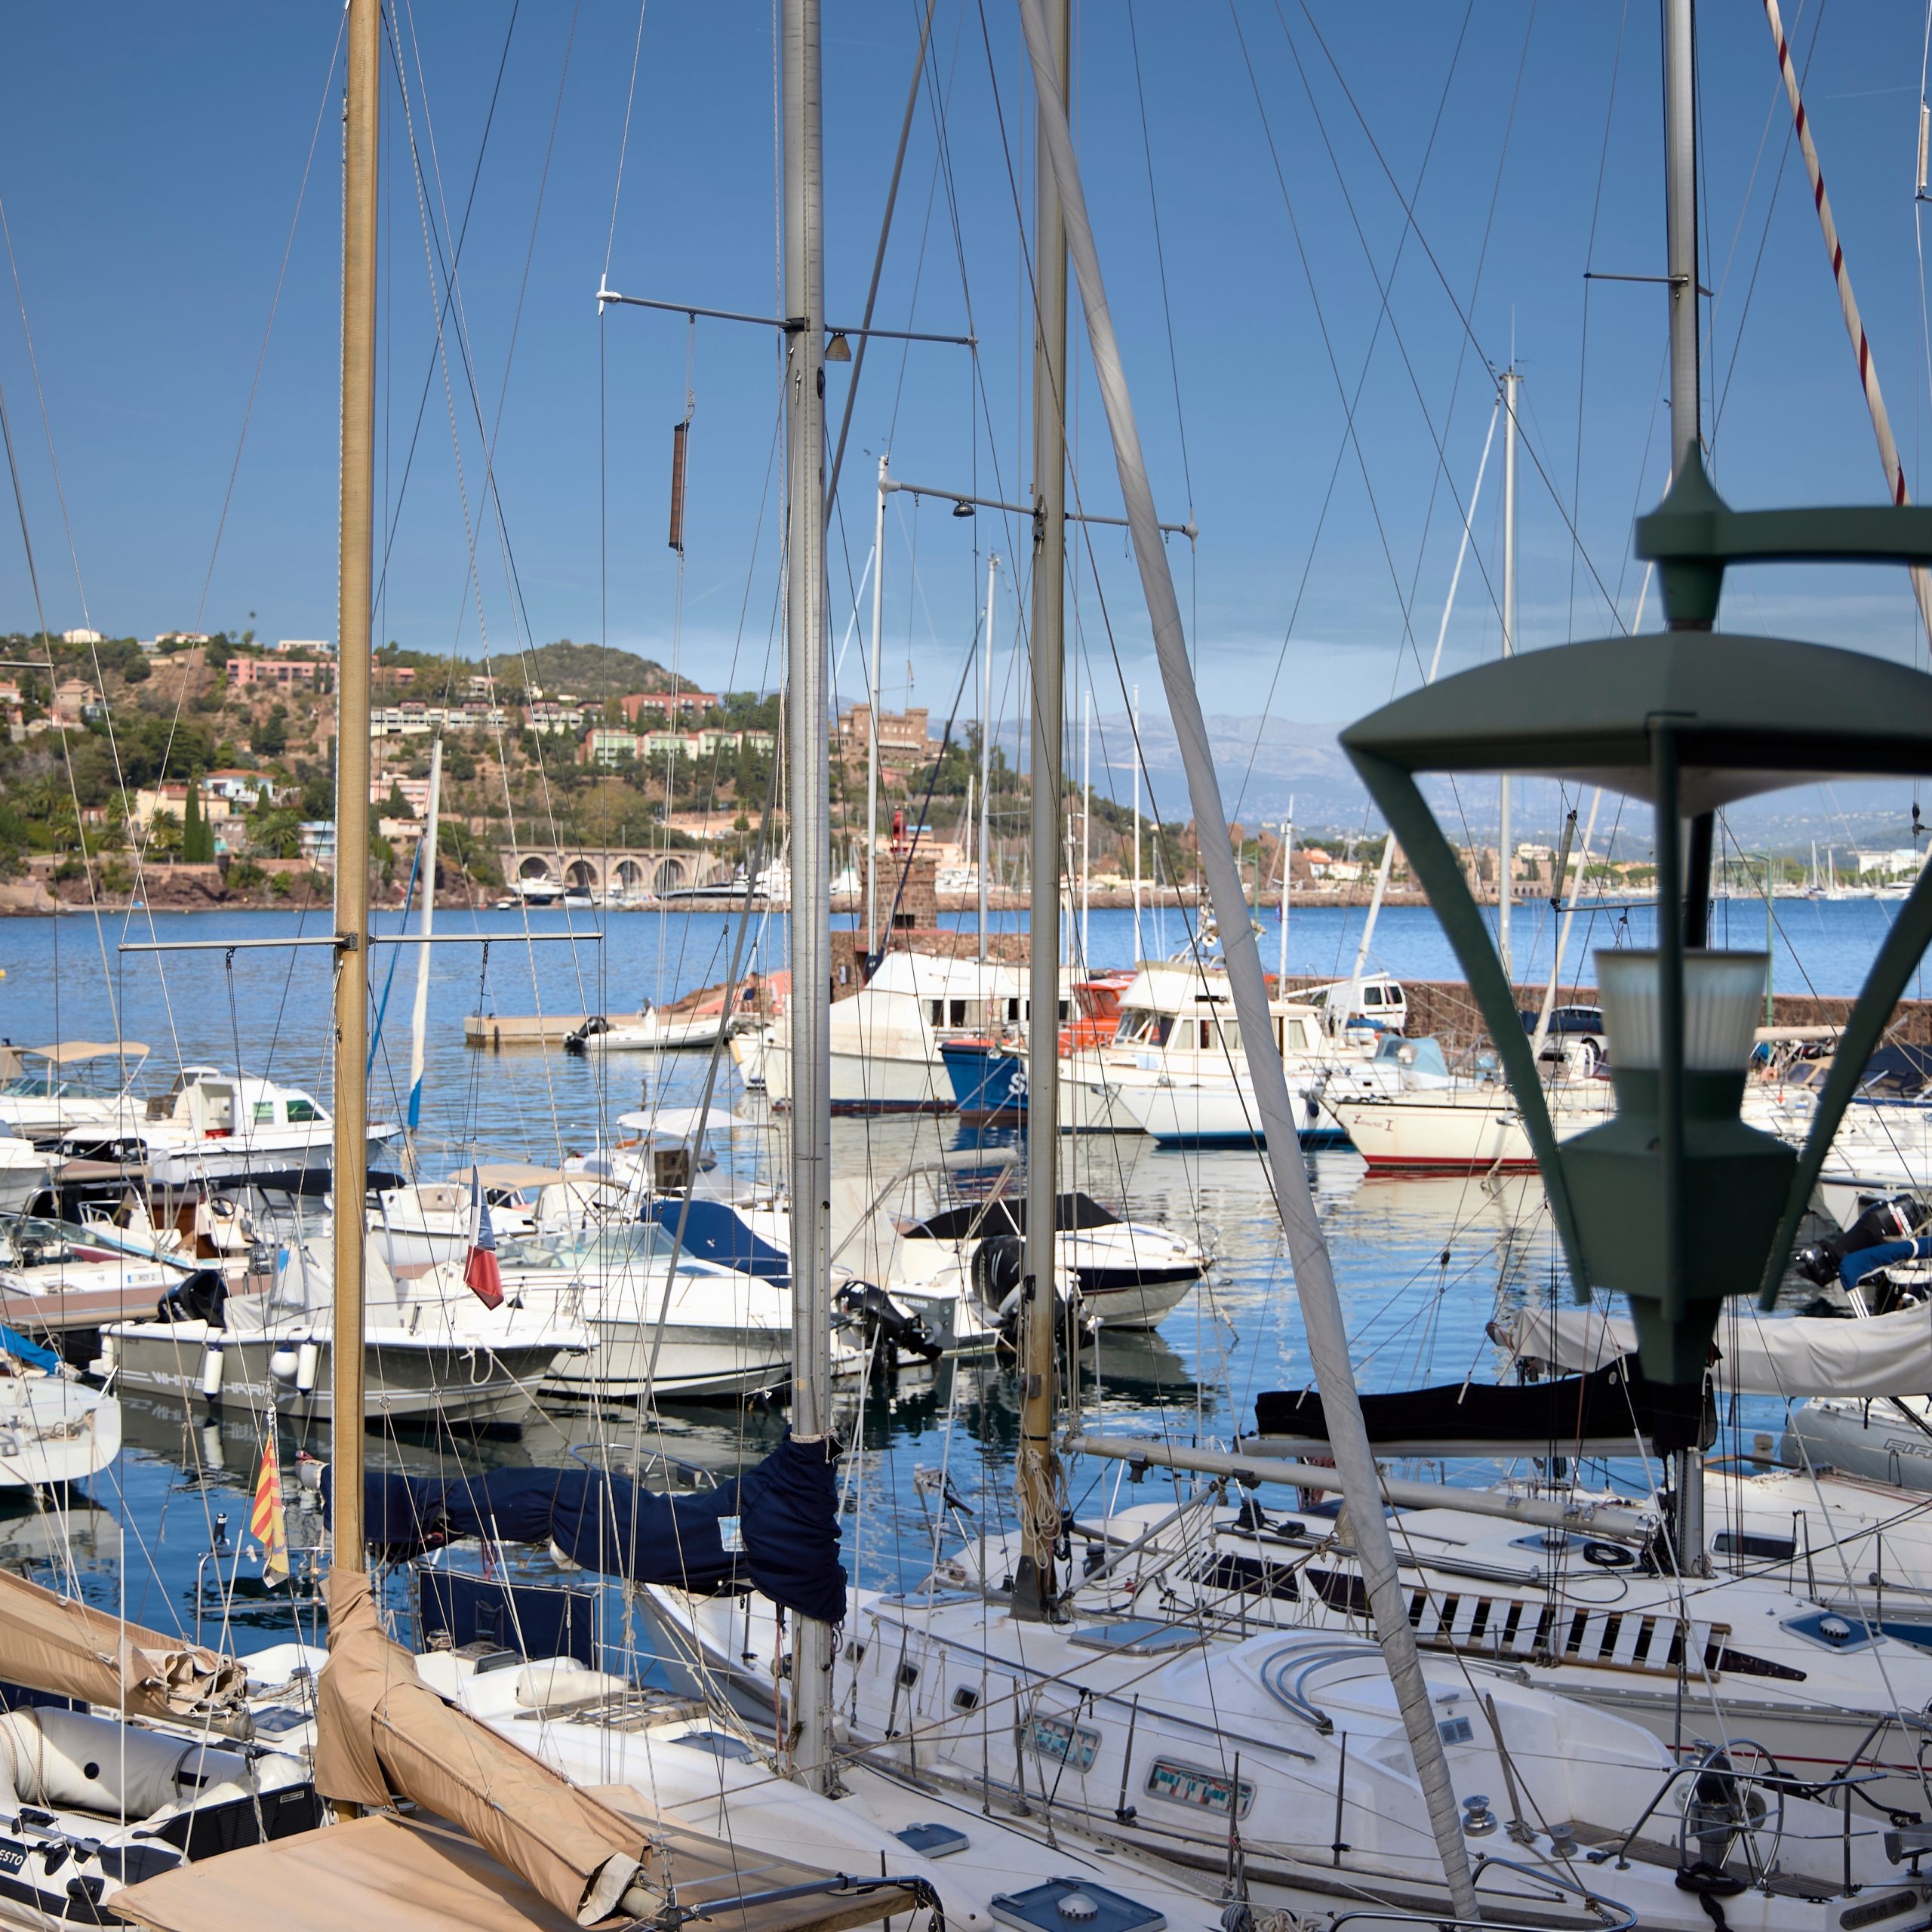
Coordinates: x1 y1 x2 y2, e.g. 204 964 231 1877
3 0 1932 739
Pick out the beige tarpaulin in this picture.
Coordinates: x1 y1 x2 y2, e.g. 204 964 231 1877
26 1041 148 1064
1506 1302 1932 1398
314 1571 650 1924
113 1807 921 1932
0 1565 244 1723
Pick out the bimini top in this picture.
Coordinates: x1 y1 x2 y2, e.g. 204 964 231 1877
26 1040 149 1065
1339 630 1932 817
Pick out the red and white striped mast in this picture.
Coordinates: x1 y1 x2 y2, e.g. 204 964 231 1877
1761 0 1932 651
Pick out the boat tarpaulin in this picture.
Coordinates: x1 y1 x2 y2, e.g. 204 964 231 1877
312 1570 647 1925
112 1807 920 1932
0 1326 61 1375
0 1565 245 1722
1254 1355 1657 1454
646 1195 792 1280
325 1429 847 1624
1506 1302 1932 1398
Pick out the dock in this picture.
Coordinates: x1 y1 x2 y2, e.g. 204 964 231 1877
463 1012 591 1049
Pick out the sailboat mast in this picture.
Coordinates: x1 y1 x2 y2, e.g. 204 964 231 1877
1130 685 1141 962
782 0 835 1789
1662 0 1711 1574
329 0 380 1575
405 735 442 1165
866 456 888 958
1079 687 1091 963
1017 0 1070 1623
1498 368 1520 985
980 553 997 964
1015 0 1476 1908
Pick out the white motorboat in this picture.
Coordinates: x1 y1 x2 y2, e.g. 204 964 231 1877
57 1066 398 1189
368 1164 631 1271
0 1041 150 1146
95 1238 584 1423
761 949 1067 1113
0 1334 120 1488
0 1137 52 1215
1324 1072 1614 1170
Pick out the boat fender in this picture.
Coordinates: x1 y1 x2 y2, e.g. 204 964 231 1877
199 1340 224 1401
296 1341 321 1394
269 1348 299 1381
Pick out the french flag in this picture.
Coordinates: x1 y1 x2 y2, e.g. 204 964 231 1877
463 1171 504 1309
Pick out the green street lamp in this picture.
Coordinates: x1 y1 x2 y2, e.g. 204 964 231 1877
1340 451 1932 1571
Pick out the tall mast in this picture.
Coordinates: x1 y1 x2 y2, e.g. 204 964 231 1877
1663 0 1709 1572
980 553 997 964
1498 368 1520 984
330 0 380 1577
1130 685 1141 962
1015 0 1477 1908
405 735 442 1166
1664 0 1700 483
1016 0 1070 1623
866 456 888 958
782 0 835 1788
1079 688 1091 963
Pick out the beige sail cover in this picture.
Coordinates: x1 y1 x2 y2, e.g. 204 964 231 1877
0 1566 244 1721
314 1570 655 1925
113 1807 919 1932
1506 1302 1932 1398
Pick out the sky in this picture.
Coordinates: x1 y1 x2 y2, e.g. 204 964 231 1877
5 0 1932 764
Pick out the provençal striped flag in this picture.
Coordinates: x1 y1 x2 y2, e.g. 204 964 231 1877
250 1435 289 1587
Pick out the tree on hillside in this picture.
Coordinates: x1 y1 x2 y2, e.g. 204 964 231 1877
182 780 214 863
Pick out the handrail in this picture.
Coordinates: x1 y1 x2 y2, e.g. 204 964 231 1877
1327 1853 1638 1932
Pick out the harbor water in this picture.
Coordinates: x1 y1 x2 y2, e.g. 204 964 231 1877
0 896 1914 1657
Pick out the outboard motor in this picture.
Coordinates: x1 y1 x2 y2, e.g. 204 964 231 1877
1796 1194 1926 1286
562 1016 609 1056
155 1268 229 1328
835 1282 943 1371
992 1281 1096 1357
969 1233 1026 1310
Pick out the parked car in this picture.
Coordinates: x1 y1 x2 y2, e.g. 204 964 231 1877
1518 1004 1607 1072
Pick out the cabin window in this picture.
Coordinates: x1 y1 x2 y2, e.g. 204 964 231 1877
1713 1531 1798 1562
1198 1021 1212 1049
1363 986 1384 1006
1007 998 1022 1022
1057 1000 1069 1022
1143 1758 1255 1819
1223 1022 1241 1053
1151 1016 1173 1047
929 1001 944 1025
254 1101 276 1124
287 1099 321 1123
951 999 968 1028
1023 1713 1100 1771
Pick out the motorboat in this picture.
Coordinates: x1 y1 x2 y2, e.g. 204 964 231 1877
564 978 766 1055
0 1137 52 1216
760 949 1068 1113
95 1237 584 1423
57 1066 398 1189
0 1329 120 1488
0 1041 150 1146
368 1163 632 1272
1323 1067 1615 1170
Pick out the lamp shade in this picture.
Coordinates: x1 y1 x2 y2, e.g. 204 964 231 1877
1595 949 1767 1072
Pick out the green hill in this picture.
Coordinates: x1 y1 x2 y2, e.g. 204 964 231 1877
515 640 693 696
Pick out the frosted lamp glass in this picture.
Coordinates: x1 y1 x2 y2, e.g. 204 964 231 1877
1594 949 1768 1072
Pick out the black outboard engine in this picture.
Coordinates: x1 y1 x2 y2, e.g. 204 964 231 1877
155 1268 229 1328
563 1016 610 1056
835 1281 943 1371
969 1233 1026 1309
1796 1195 1926 1287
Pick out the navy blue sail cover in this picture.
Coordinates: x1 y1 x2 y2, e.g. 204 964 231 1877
321 1429 845 1623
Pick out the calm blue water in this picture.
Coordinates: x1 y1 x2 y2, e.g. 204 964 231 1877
0 896 1915 1657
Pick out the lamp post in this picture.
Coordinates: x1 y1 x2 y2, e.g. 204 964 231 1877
1342 452 1932 1576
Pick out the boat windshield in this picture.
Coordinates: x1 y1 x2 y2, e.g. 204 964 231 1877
497 1222 689 1273
1373 1035 1449 1079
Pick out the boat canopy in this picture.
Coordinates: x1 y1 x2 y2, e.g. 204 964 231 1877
26 1041 149 1065
1507 1302 1932 1398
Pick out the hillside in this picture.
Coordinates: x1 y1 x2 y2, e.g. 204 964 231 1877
512 641 693 696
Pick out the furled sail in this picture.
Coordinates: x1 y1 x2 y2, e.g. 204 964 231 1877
1506 1303 1932 1398
324 1428 847 1623
312 1569 650 1925
0 1564 245 1723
